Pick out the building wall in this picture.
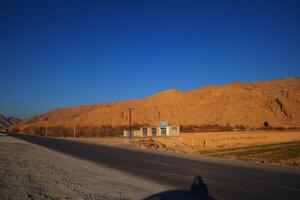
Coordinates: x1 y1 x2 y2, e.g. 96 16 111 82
141 127 159 137
123 130 142 137
168 126 180 136
123 125 180 137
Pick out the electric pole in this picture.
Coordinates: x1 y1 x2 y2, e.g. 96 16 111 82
129 108 132 139
73 115 79 138
45 120 48 137
126 106 151 139
73 121 76 138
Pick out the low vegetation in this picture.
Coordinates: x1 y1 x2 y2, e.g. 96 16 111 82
129 131 300 167
181 124 240 132
20 124 146 137
21 125 123 137
199 141 300 166
16 123 300 138
180 123 300 133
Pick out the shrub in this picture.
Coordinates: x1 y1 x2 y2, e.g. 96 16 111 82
234 124 248 131
263 121 269 128
274 127 285 131
180 124 234 133
23 126 45 136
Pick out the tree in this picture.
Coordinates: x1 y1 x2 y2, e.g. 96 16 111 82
263 121 269 128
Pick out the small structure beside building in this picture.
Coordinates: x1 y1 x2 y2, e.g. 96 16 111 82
123 122 180 137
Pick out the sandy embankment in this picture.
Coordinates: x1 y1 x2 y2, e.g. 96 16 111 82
0 136 170 200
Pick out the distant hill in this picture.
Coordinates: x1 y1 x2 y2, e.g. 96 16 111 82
15 78 300 135
0 114 21 130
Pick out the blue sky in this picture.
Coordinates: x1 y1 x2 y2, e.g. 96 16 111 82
0 0 299 118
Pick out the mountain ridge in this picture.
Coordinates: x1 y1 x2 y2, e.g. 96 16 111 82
15 78 300 133
0 114 22 130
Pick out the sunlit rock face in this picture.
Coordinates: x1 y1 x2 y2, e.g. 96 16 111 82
15 78 300 134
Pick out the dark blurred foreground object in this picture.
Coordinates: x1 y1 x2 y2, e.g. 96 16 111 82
144 175 215 200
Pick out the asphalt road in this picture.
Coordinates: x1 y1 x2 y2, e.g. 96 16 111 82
12 134 300 200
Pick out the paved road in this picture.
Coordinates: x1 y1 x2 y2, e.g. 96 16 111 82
12 134 300 200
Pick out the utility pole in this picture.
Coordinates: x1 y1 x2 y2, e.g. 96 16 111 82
128 108 132 139
126 106 151 138
73 115 79 138
45 120 48 137
73 121 76 138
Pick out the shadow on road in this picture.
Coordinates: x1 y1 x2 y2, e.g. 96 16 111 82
10 133 300 200
11 133 206 188
144 175 216 200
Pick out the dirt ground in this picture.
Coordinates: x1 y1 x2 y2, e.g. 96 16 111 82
0 136 171 200
67 131 300 166
68 131 300 151
198 141 300 166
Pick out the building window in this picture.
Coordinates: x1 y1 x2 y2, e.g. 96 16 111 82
142 128 147 136
161 128 167 136
151 128 157 136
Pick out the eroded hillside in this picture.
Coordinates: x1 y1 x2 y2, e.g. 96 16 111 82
15 78 300 135
0 114 21 130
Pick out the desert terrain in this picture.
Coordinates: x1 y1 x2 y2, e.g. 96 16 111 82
13 78 300 136
2 0 299 199
0 135 171 200
4 133 300 200
10 78 300 168
65 130 300 167
0 114 21 130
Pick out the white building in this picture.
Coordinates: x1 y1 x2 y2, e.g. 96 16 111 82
123 123 180 137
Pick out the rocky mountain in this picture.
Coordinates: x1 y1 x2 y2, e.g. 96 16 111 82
0 114 21 130
15 78 300 133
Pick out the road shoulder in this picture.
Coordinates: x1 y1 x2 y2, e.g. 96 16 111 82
0 136 171 200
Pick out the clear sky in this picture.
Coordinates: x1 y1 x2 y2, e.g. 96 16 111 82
0 0 299 118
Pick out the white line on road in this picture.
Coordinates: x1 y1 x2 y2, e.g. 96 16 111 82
140 159 170 167
134 168 193 180
122 155 170 167
276 185 300 192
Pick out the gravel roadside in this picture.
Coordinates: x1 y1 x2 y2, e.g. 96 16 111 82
0 136 171 200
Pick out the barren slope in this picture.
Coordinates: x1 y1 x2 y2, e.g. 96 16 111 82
0 114 21 130
16 78 300 132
